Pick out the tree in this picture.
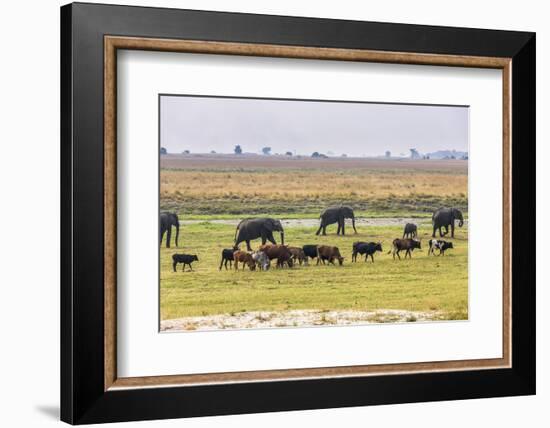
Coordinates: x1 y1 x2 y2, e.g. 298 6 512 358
183 150 190 154
261 147 272 155
160 147 167 155
210 150 216 154
341 153 347 157
410 148 421 159
311 151 320 158
385 150 391 158
285 151 293 156
234 145 242 155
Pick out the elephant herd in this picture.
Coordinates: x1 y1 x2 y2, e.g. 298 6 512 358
162 205 465 272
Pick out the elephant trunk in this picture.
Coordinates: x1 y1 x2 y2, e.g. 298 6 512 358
280 232 285 246
352 216 357 233
458 219 464 227
175 221 180 247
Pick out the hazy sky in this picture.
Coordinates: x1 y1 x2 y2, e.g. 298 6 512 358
160 95 469 157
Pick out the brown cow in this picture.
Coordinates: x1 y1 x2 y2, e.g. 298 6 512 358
259 244 294 268
388 238 421 260
288 246 308 265
316 245 344 266
233 250 256 270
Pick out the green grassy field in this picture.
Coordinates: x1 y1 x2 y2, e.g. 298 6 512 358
160 221 468 321
159 155 468 328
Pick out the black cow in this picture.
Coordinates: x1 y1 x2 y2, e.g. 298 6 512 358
352 242 383 263
219 248 236 270
428 239 454 256
172 253 199 272
302 245 319 262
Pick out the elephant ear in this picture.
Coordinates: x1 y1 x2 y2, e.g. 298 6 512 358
264 219 275 231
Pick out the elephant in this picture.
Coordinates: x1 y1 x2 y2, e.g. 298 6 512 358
160 212 180 248
234 218 284 251
432 207 464 238
315 206 357 236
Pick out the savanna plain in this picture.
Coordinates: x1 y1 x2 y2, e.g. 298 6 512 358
160 154 468 331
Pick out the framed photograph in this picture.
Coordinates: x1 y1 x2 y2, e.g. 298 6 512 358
61 2 535 424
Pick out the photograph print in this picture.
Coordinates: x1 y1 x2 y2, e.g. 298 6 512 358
159 95 468 332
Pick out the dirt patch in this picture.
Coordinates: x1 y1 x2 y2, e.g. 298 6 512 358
160 309 448 332
180 217 455 228
161 153 468 173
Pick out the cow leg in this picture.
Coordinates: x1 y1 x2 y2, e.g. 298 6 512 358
234 261 238 270
173 261 177 272
370 254 374 263
188 263 193 271
219 258 224 271
181 263 185 272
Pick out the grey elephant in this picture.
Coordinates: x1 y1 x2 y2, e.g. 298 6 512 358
432 207 464 238
234 218 285 251
315 206 357 236
160 212 180 248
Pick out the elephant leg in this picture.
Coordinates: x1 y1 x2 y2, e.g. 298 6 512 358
315 223 323 236
336 222 341 235
267 232 276 245
246 240 252 251
451 224 455 238
341 220 346 235
166 228 171 248
432 226 436 238
323 225 327 236
160 229 165 246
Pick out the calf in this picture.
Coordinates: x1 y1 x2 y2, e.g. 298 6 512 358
252 250 270 270
389 238 421 260
172 253 199 272
259 244 293 268
302 245 319 262
352 242 383 263
316 245 344 266
403 223 418 239
219 248 236 270
233 250 256 271
428 239 454 256
351 241 368 262
288 246 308 265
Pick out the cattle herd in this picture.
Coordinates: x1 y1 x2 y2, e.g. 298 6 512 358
168 206 464 272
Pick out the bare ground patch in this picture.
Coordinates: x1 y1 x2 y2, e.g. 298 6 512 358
160 309 450 332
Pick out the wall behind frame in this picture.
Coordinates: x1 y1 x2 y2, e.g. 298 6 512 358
0 1 545 428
